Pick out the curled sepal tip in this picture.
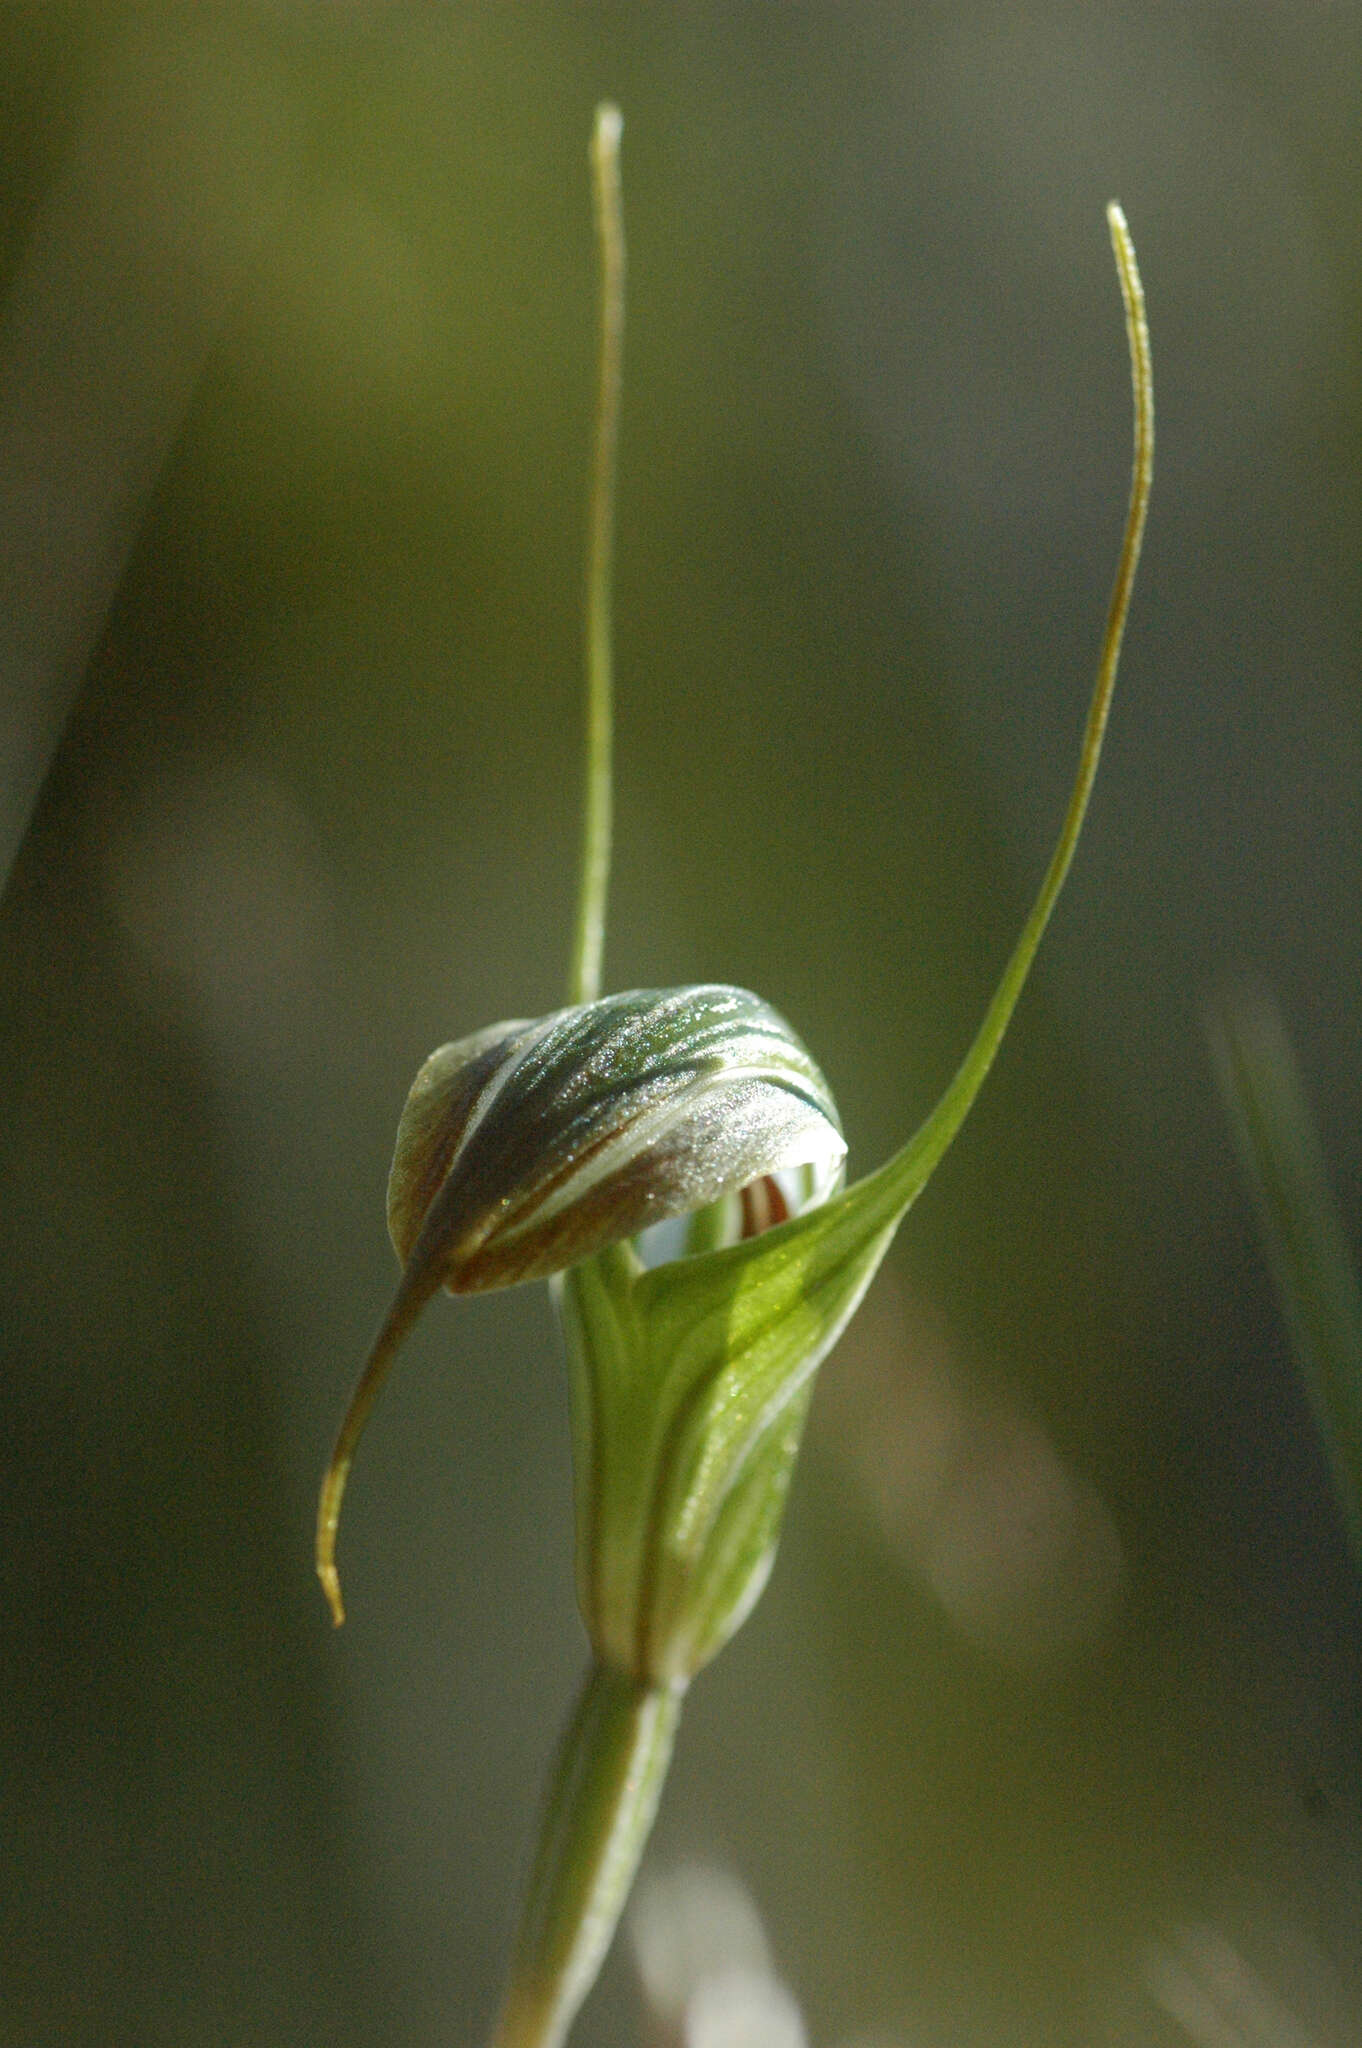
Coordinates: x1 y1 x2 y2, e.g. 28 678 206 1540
316 985 843 1623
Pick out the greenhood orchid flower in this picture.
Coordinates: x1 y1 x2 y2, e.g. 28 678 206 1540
385 984 846 1295
316 106 1153 2048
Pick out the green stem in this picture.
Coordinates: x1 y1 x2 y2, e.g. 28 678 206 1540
491 1663 682 2048
568 104 625 1008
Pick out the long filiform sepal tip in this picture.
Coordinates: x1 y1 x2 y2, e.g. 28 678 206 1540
316 1473 348 1628
316 1265 441 1626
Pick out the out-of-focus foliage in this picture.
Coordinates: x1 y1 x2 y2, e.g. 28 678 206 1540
1213 995 1362 1571
2 7 1359 2047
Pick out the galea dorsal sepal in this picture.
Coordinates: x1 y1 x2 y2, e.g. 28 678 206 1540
387 984 846 1295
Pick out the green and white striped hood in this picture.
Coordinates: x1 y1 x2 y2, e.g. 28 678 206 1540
386 985 846 1295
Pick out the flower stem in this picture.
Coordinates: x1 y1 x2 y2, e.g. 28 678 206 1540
568 103 624 1009
491 1663 682 2048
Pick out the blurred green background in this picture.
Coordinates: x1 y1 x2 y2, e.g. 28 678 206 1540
2 6 1360 2044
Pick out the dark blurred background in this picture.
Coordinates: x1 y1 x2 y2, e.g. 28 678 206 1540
2 6 1360 2045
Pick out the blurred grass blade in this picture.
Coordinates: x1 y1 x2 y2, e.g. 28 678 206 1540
1212 992 1362 1565
0 22 287 893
